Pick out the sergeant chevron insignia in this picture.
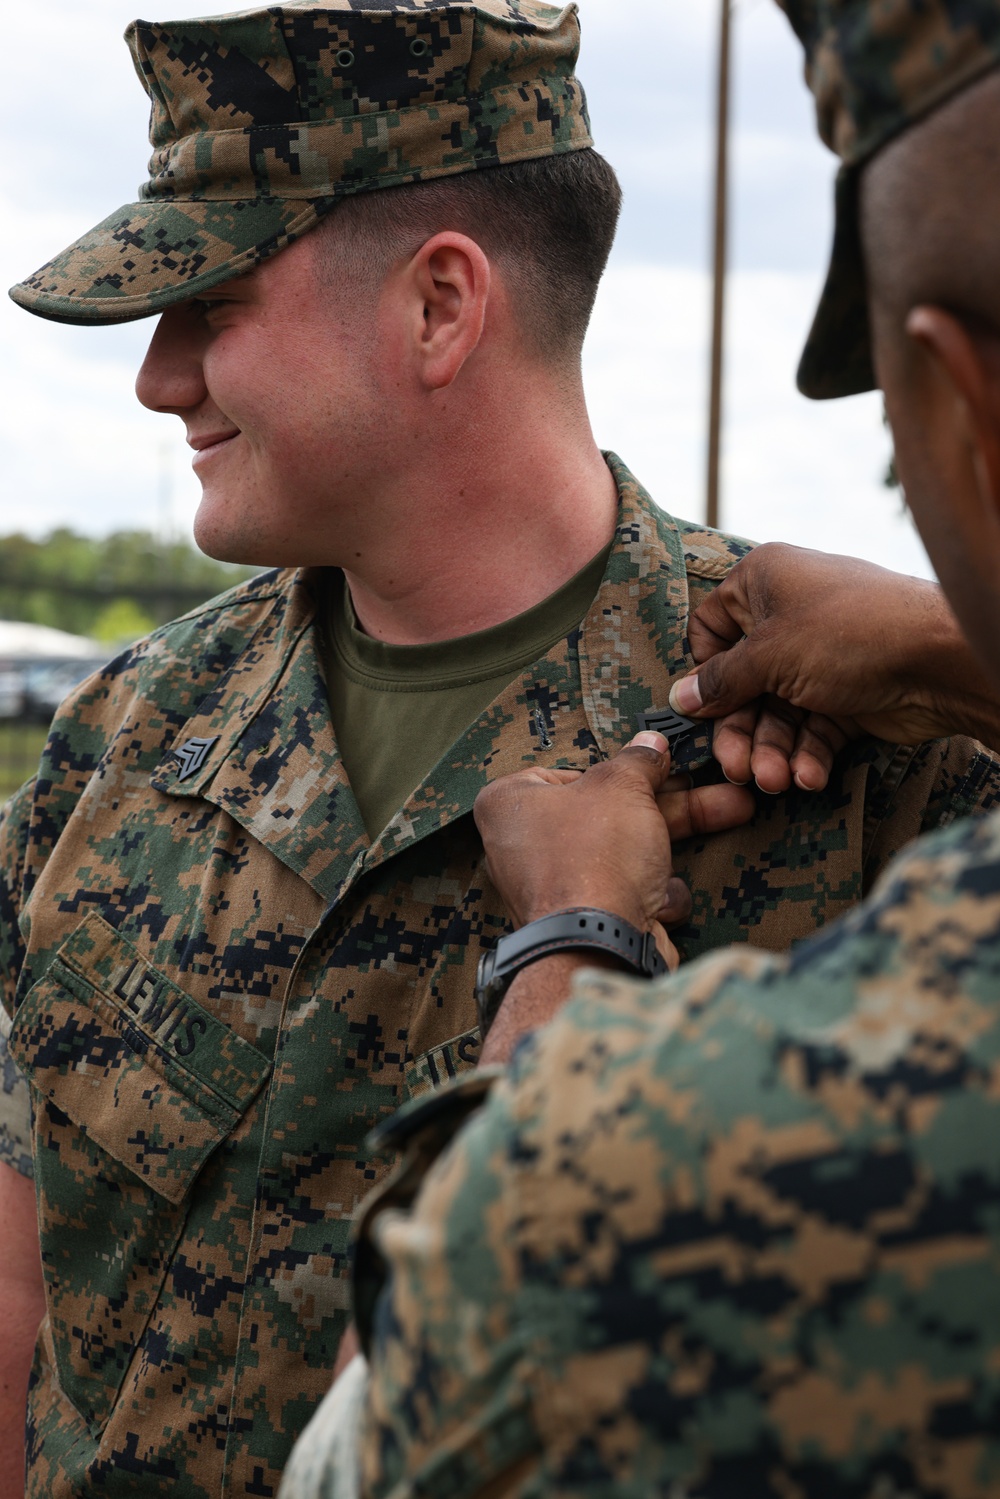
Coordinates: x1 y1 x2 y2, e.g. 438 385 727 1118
637 707 697 743
173 736 220 782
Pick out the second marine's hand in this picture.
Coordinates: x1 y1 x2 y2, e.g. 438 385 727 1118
473 732 754 1064
669 543 1000 792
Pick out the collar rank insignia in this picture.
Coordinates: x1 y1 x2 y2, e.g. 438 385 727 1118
637 707 697 743
173 735 220 783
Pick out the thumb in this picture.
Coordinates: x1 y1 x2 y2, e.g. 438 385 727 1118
608 731 674 792
669 635 778 719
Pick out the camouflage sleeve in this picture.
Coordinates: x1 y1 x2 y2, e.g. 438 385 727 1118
359 810 1000 1498
0 781 35 1178
862 734 1000 888
0 777 33 1021
0 1012 33 1180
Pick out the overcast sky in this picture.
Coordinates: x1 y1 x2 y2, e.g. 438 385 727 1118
0 0 931 577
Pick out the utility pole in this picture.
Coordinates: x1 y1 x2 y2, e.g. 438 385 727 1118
706 0 732 531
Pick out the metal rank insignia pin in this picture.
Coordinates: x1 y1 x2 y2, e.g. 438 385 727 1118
636 707 697 743
173 735 220 783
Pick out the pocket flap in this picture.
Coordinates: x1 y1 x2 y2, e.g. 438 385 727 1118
10 912 271 1204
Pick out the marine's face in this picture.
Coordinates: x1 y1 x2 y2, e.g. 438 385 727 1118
135 230 392 566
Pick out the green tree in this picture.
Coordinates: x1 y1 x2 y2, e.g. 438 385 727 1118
91 598 158 647
0 531 261 637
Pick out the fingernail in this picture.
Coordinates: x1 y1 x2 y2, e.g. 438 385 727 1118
669 675 702 715
722 769 750 786
631 731 669 752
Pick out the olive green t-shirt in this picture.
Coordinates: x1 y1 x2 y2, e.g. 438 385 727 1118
319 546 611 840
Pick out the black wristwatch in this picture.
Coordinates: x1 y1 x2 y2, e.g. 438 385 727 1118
474 907 668 1039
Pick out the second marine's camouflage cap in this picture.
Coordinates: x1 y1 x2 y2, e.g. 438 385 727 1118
779 0 1000 398
9 0 591 326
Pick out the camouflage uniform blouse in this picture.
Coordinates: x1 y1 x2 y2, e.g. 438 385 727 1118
0 456 997 1497
355 806 1000 1498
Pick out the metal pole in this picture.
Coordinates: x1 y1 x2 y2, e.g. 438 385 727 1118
706 0 731 531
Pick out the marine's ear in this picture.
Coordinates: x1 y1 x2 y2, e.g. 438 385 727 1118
905 304 1000 525
403 231 492 392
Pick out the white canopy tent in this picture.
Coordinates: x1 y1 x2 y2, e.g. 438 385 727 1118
0 621 103 661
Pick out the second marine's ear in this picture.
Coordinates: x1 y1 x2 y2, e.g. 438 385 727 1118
904 304 1000 532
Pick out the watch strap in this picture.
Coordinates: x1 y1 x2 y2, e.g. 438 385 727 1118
475 907 667 1039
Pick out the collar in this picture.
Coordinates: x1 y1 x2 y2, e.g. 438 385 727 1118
150 456 716 907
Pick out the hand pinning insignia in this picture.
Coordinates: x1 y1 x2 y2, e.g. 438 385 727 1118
173 735 220 783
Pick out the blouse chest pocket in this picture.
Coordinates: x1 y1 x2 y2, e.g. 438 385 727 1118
9 911 271 1434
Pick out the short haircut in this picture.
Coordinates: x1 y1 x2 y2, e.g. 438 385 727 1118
316 149 623 360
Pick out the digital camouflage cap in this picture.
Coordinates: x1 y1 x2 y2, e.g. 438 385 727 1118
778 0 1000 399
9 0 591 327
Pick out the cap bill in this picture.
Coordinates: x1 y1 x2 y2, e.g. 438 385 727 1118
797 167 876 401
8 196 334 326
